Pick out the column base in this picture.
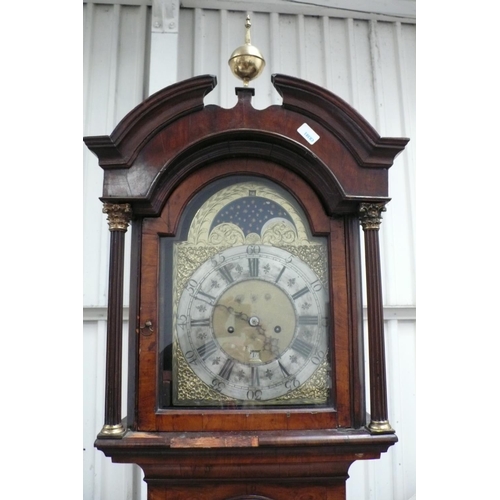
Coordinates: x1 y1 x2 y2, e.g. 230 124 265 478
367 420 395 434
97 423 127 439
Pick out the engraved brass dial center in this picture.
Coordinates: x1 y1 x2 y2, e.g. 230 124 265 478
212 280 296 365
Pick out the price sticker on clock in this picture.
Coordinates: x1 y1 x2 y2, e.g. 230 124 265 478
297 123 320 145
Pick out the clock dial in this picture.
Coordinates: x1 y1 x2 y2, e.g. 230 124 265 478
174 245 329 405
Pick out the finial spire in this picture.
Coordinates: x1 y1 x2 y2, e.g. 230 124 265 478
228 14 266 87
245 14 251 44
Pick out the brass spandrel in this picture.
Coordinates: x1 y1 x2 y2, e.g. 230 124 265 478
174 342 235 404
275 359 330 404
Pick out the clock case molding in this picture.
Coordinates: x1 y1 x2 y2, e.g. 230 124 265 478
84 74 408 499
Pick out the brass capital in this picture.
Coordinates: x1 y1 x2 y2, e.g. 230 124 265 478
102 203 132 232
359 202 387 231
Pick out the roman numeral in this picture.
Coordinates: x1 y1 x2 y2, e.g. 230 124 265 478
218 265 234 284
219 359 235 380
292 287 309 301
291 338 313 358
196 290 216 305
248 258 259 277
191 318 210 327
278 360 290 378
298 315 319 325
275 266 286 283
196 340 218 360
251 366 260 387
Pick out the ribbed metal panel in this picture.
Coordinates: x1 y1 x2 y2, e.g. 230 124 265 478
83 2 415 499
83 318 143 500
83 3 150 499
83 1 150 309
348 317 416 499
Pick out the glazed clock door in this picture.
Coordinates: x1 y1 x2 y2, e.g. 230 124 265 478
165 178 331 409
134 158 358 433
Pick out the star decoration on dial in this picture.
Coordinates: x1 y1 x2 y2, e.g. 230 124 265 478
302 330 313 340
210 196 296 236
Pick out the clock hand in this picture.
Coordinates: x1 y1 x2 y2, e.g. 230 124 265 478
232 308 250 323
215 302 281 358
229 308 267 334
255 324 267 335
215 304 268 334
215 304 250 322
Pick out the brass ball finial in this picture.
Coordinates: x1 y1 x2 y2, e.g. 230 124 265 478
228 14 266 86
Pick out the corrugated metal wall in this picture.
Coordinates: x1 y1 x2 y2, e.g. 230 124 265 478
83 1 416 499
83 3 150 498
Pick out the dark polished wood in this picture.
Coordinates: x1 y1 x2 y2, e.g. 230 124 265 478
360 203 393 432
104 229 126 427
344 215 366 428
84 74 409 498
272 74 408 168
99 204 132 437
96 429 397 500
84 76 408 217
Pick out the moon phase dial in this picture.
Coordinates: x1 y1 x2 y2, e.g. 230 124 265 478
174 245 329 406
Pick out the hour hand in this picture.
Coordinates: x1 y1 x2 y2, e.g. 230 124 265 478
231 307 251 323
215 304 249 322
215 304 268 336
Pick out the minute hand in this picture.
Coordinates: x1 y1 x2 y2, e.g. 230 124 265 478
215 304 267 335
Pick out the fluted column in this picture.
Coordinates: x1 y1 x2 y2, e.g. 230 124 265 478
359 202 394 434
98 203 132 439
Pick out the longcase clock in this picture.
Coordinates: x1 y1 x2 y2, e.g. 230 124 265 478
84 73 409 500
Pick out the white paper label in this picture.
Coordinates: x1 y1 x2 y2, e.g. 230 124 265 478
297 123 320 145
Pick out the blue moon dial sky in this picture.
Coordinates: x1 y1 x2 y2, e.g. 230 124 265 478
210 195 295 236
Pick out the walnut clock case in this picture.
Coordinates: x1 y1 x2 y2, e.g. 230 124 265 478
84 75 409 500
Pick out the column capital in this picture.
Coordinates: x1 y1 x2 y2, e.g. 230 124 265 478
103 203 132 232
359 202 387 231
